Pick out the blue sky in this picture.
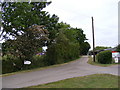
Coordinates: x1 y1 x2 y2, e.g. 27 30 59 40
43 0 119 48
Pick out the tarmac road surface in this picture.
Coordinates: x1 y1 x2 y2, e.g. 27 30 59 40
2 56 119 88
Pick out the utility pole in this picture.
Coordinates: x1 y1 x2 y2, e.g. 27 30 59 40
91 17 95 62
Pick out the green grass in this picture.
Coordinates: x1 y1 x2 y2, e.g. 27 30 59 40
26 74 119 88
87 56 118 67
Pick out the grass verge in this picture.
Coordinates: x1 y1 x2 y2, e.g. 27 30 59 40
25 74 119 88
1 57 81 77
87 56 118 67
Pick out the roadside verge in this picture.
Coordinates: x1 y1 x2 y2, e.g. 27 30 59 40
1 57 81 77
87 56 118 67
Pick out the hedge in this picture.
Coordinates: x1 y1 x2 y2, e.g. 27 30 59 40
45 42 80 66
96 50 112 64
2 54 47 74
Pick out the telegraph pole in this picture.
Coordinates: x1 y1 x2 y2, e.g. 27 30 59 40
91 17 95 62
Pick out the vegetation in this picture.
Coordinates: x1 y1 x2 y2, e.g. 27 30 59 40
89 46 111 55
45 31 80 65
88 56 117 67
2 54 48 74
1 57 81 76
1 2 90 74
28 74 118 88
1 2 59 40
95 46 111 51
45 23 90 65
79 42 90 55
116 44 120 52
96 50 112 64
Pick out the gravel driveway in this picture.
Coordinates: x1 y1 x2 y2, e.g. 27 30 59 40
2 56 119 88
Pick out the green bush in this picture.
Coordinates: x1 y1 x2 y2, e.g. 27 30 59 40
31 55 46 68
45 43 63 65
2 54 47 74
64 42 80 61
2 54 22 74
45 42 80 65
45 32 80 66
96 50 112 64
21 55 47 70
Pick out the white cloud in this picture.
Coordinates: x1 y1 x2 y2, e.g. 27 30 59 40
44 0 119 48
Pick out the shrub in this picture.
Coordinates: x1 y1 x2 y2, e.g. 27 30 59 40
2 54 22 74
45 43 64 65
116 44 120 52
45 42 80 65
31 55 46 68
96 50 112 64
2 54 47 74
65 42 80 61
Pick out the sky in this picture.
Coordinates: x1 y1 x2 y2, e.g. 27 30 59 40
43 0 119 48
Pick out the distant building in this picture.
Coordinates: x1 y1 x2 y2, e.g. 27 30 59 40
102 48 120 63
89 47 120 63
112 51 120 63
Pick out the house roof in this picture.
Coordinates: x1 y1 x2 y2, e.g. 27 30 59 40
104 48 116 51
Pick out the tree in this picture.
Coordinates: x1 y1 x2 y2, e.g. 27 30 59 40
95 46 111 51
55 22 90 55
56 22 87 43
45 31 80 65
79 42 91 55
1 2 59 41
45 32 69 65
2 25 49 67
2 39 15 56
45 22 90 65
116 44 120 52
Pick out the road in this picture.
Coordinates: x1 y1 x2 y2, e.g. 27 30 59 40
2 56 119 88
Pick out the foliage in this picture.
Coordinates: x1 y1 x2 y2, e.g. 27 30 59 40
96 50 112 64
95 46 111 51
57 22 90 55
2 54 22 74
88 56 117 67
1 2 91 74
89 46 111 55
116 44 120 52
15 25 48 58
1 2 59 40
57 22 87 44
2 54 47 74
79 42 91 55
45 23 90 65
45 32 80 65
45 32 68 65
30 55 47 69
1 2 58 74
2 39 15 56
2 25 49 70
